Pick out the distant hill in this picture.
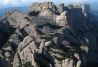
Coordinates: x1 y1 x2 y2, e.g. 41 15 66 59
0 3 98 16
0 7 28 16
90 3 98 15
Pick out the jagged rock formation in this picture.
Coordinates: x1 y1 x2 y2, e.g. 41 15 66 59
0 2 98 67
29 2 56 12
57 3 65 14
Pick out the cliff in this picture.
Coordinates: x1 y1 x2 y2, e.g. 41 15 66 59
0 2 98 67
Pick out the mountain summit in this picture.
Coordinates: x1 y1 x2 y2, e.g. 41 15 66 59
0 2 98 67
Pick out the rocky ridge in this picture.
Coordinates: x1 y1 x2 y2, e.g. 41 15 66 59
0 2 98 67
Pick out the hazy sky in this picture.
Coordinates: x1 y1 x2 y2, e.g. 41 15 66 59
0 0 98 7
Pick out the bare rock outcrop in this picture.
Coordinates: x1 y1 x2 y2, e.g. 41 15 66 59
56 11 68 26
30 2 56 12
0 1 98 67
57 3 65 14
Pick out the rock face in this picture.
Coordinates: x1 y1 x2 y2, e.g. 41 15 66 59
56 11 68 26
29 2 57 16
0 2 98 67
57 3 65 14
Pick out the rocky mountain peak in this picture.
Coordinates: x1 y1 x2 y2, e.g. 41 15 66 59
0 1 98 67
29 2 57 13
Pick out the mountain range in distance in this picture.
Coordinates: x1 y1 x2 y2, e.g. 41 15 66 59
0 6 28 16
0 2 98 16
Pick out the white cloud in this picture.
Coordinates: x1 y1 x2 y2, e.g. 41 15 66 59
4 0 12 5
0 0 33 6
